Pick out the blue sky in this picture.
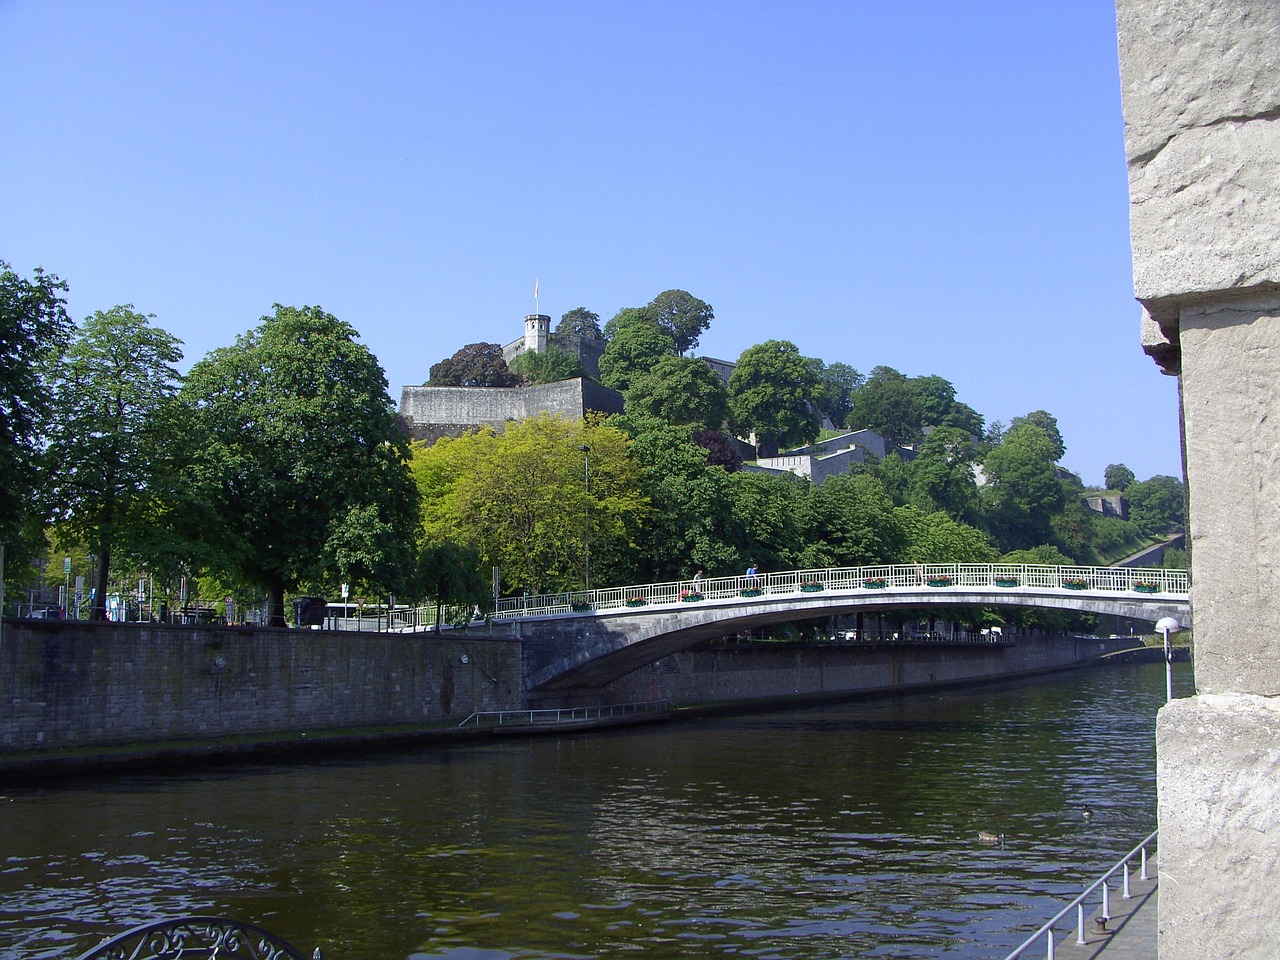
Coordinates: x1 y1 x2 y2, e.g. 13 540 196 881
1 1 1182 486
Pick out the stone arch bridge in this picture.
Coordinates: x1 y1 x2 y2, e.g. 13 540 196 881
490 563 1190 692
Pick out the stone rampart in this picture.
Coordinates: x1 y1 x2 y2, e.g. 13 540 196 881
398 378 623 442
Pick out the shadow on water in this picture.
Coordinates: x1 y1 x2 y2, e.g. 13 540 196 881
0 663 1192 959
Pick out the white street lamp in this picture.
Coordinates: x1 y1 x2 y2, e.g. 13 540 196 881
1156 616 1182 703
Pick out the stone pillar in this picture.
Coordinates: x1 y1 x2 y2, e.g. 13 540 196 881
1115 3 1280 957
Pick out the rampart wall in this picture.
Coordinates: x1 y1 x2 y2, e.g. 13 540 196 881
398 378 623 443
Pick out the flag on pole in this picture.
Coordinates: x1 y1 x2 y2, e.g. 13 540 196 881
534 278 539 299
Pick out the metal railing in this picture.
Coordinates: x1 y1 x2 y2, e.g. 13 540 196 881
75 915 320 959
458 699 675 729
1002 829 1158 960
492 563 1190 620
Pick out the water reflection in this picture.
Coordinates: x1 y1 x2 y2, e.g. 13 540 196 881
0 663 1189 959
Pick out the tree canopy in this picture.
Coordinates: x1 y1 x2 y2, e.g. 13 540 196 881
1105 463 1136 491
43 306 184 618
555 307 603 340
726 340 822 458
509 345 585 384
624 355 728 432
180 304 419 624
645 289 714 355
598 322 676 392
428 342 519 387
845 366 925 447
0 261 72 554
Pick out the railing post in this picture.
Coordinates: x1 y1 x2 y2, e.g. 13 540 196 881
1101 881 1111 921
1141 846 1149 881
1123 861 1132 899
1046 929 1055 960
1076 903 1086 944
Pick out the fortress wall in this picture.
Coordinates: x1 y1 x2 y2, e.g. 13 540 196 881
1117 3 1280 955
398 379 623 442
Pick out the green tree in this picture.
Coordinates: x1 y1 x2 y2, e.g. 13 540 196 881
1104 463 1136 491
1126 475 1185 536
726 470 809 571
798 472 903 568
906 425 980 523
412 414 645 594
810 359 864 427
598 322 676 392
727 339 822 458
181 304 419 624
1009 410 1065 462
895 504 998 563
910 374 957 427
980 422 1066 551
0 261 73 558
415 540 489 627
555 307 603 340
428 342 519 387
602 306 654 342
845 366 925 447
617 424 738 582
941 401 985 438
624 355 728 431
509 345 585 384
645 289 714 355
42 307 184 618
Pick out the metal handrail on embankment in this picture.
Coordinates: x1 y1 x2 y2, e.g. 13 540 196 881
1002 829 1158 960
458 699 675 729
493 563 1190 620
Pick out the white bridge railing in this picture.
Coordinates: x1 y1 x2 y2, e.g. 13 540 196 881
492 563 1189 620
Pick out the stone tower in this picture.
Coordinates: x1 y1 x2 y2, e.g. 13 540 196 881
523 314 550 355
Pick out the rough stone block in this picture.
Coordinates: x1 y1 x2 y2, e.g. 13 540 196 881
1178 296 1280 695
1157 694 1280 959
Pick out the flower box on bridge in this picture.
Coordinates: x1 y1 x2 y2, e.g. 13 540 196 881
1132 582 1159 594
800 582 825 592
739 588 764 598
995 578 1020 588
571 602 594 612
625 597 648 607
1062 578 1088 590
863 578 887 589
680 592 704 602
926 576 953 588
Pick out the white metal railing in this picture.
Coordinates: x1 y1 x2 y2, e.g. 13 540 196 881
1002 829 1158 960
458 699 675 728
491 563 1190 620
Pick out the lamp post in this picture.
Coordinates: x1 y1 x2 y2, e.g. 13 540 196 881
1156 616 1181 703
579 444 590 591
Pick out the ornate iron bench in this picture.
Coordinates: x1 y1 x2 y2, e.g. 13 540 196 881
75 915 321 960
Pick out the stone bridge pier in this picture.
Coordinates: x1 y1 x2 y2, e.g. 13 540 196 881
1117 4 1280 956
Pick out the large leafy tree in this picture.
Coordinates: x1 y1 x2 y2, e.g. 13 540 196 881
428 342 519 387
905 425 981 524
726 339 822 458
598 323 676 392
798 472 904 568
1009 410 1066 462
412 414 645 594
1104 463 1136 491
894 504 998 563
555 307 603 340
645 289 714 355
624 355 727 431
1126 475 1185 536
43 307 184 618
509 345 585 384
0 261 73 558
845 366 925 447
602 307 654 342
809 359 864 427
181 305 419 624
980 421 1066 551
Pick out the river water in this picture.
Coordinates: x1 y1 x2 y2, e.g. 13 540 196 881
0 661 1191 960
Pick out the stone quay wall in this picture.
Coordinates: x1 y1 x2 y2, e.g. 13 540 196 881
594 635 1129 708
0 620 523 758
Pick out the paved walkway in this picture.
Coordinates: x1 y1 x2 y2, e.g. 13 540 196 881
1043 859 1157 960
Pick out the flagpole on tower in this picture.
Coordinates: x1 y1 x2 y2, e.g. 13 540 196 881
534 278 540 316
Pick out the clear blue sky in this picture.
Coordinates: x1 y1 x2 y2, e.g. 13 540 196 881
1 0 1182 486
